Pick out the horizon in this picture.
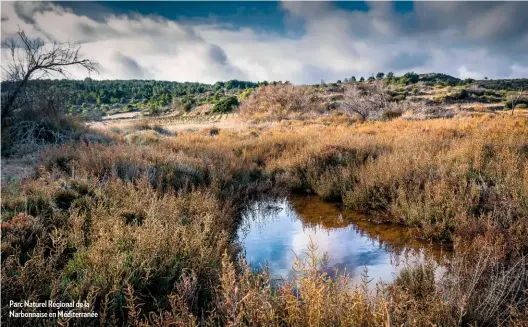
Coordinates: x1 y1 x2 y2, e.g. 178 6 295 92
2 1 528 83
2 72 527 86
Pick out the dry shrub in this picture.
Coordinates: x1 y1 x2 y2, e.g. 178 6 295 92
2 114 527 325
1 173 232 325
341 81 388 121
439 239 528 326
1 87 87 156
124 130 162 145
239 84 325 121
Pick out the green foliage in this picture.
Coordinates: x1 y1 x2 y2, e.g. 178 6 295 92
1 79 259 115
477 78 528 91
399 72 420 85
212 96 239 113
460 78 476 85
505 98 528 109
454 89 469 100
238 88 253 100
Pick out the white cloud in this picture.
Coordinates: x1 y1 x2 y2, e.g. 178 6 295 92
1 1 527 83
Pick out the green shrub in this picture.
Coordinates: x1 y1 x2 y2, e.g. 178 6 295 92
212 97 239 113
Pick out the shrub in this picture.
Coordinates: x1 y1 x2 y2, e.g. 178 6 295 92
212 96 239 113
341 80 388 121
239 84 324 121
506 99 528 109
380 109 403 121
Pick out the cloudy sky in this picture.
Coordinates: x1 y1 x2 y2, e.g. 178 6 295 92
2 1 528 84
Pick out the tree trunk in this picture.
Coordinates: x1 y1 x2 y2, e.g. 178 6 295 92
1 73 32 128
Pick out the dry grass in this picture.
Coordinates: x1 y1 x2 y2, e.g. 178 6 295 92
2 114 527 325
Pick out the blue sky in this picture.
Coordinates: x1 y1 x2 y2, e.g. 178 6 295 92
2 1 527 83
61 1 412 37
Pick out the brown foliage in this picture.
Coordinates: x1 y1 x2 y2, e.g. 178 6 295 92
239 84 325 121
2 115 527 325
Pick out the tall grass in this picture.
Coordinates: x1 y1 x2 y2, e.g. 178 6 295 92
2 114 527 325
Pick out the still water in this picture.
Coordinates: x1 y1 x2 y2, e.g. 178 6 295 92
238 195 450 285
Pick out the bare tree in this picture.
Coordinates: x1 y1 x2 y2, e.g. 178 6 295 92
340 80 387 121
509 87 525 116
1 29 97 126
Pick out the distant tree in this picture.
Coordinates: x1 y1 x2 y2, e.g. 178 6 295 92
401 72 419 85
359 77 365 82
484 77 488 80
386 72 395 80
351 76 357 82
337 80 342 84
376 72 385 80
344 78 349 84
367 76 376 82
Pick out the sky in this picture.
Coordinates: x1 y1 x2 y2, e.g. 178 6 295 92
1 1 528 84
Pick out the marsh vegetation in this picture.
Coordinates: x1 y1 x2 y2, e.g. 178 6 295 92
2 112 528 326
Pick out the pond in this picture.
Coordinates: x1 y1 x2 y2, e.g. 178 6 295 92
238 195 451 285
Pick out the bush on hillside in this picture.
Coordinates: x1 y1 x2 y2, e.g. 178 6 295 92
212 97 239 113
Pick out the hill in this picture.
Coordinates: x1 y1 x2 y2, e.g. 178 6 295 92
1 73 526 120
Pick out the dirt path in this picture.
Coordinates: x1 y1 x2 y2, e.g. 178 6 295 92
89 113 249 132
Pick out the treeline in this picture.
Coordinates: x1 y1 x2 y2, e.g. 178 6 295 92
1 78 260 108
339 72 528 89
337 72 462 86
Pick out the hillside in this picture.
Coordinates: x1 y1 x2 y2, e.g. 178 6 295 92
1 73 527 122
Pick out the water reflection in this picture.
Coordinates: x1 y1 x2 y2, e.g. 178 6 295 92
238 195 450 285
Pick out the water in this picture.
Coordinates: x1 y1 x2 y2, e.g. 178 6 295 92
238 195 450 285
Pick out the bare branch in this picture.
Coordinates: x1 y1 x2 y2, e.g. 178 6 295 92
509 87 525 116
340 80 387 121
1 29 98 125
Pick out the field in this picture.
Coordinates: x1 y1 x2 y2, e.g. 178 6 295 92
2 109 528 325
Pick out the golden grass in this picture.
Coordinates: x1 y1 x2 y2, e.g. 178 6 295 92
2 114 527 325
